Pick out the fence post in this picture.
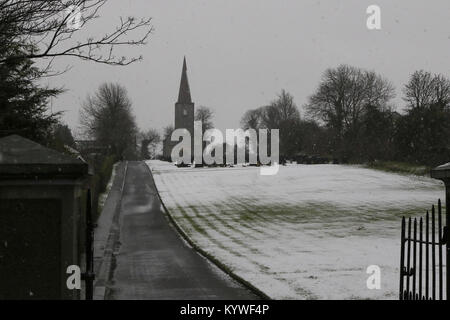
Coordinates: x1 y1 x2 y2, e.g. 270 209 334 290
85 189 95 300
431 163 450 300
399 217 406 300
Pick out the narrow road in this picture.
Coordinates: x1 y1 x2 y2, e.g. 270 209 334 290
108 161 258 300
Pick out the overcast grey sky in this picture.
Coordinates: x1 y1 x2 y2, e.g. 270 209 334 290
47 0 450 136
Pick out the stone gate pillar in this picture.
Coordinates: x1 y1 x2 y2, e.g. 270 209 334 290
0 135 90 300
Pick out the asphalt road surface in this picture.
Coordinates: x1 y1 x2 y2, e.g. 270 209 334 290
108 161 259 300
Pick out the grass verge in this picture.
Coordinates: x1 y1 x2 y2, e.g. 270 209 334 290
365 161 431 176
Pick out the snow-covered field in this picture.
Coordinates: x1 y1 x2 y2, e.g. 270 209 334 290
147 160 445 300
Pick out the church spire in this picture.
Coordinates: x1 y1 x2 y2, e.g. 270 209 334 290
177 56 192 104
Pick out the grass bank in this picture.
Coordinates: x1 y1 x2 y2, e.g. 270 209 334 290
365 161 431 177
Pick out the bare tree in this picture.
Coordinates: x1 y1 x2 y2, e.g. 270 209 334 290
263 90 301 157
163 125 174 142
261 90 300 128
403 70 436 109
140 128 160 160
0 0 153 69
434 74 450 107
240 90 301 158
240 108 262 130
306 64 395 138
195 106 214 133
80 83 138 159
403 70 450 109
305 65 395 159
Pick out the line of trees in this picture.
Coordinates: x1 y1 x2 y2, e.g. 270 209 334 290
241 65 450 167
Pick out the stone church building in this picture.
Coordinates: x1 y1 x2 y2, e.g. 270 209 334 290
163 57 195 162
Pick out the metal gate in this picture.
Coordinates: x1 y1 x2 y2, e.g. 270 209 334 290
82 189 95 300
399 199 448 300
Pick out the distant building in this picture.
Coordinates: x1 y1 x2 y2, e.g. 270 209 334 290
163 57 195 162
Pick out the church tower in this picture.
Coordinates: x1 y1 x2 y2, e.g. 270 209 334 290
175 57 195 136
174 57 195 160
162 57 196 162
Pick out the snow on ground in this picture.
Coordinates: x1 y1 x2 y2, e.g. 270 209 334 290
147 160 445 300
98 162 118 212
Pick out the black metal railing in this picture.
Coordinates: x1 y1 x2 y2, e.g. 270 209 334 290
399 199 448 300
82 189 95 300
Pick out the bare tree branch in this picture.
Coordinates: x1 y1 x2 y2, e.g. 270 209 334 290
0 0 153 68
